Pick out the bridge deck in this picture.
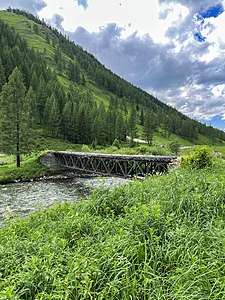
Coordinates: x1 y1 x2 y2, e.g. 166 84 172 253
53 151 176 162
52 151 177 178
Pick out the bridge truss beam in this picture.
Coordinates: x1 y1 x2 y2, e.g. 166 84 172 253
53 152 176 178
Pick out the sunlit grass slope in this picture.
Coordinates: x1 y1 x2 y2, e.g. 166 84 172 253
0 10 109 99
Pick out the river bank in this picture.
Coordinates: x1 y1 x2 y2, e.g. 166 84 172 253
0 152 55 184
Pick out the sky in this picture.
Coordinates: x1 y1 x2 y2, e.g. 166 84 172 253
1 0 225 131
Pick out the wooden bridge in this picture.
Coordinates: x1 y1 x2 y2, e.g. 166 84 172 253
46 152 177 178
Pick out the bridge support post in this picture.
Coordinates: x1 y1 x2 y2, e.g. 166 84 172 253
39 153 65 170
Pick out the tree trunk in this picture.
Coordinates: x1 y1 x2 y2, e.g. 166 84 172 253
16 122 20 168
16 153 20 168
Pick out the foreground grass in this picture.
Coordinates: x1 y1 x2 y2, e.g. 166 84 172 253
0 159 225 299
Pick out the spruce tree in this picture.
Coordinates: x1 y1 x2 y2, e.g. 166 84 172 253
37 77 48 124
62 101 73 140
0 58 6 92
0 67 28 167
49 98 61 137
128 106 137 144
115 113 126 141
25 86 37 127
44 91 61 137
143 111 156 145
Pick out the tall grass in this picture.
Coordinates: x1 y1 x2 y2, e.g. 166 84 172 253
0 159 225 299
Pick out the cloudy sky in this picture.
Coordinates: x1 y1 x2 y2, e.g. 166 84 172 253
1 0 225 130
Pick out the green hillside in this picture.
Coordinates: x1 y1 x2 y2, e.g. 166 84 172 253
0 8 225 156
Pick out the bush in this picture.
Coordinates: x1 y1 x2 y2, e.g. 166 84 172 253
169 140 180 155
180 146 212 169
112 139 121 149
151 146 169 156
81 144 91 152
106 146 118 153
91 139 97 150
137 146 149 155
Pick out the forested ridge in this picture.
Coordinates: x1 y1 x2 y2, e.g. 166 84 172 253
0 8 225 151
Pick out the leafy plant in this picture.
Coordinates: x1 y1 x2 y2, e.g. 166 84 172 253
180 146 212 169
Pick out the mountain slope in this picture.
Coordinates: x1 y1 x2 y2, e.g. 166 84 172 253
0 8 225 148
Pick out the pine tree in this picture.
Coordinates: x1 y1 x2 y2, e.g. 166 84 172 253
45 33 50 44
25 86 37 127
49 95 61 137
81 74 86 85
77 106 92 144
0 58 6 92
143 111 156 145
128 106 137 143
115 113 126 141
37 77 48 124
33 23 39 34
44 93 61 137
62 101 73 140
0 67 29 167
68 60 76 82
92 103 108 145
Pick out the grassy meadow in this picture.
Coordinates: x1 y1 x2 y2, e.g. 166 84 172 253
0 147 225 299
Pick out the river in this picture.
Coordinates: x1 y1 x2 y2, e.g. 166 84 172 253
0 176 128 225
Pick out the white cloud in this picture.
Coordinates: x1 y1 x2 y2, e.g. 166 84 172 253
212 84 225 97
39 0 190 44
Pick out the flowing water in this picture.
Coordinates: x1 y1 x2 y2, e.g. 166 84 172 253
0 176 128 225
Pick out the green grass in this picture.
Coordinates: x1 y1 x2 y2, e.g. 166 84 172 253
0 154 15 165
1 157 225 298
35 136 83 152
0 11 54 62
0 152 51 183
152 131 194 147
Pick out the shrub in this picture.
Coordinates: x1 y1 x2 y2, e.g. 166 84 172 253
169 140 180 155
81 144 91 152
180 146 212 169
106 146 118 153
112 139 121 149
91 139 97 150
137 146 149 155
151 146 169 156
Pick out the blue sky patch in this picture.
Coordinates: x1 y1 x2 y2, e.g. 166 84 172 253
200 115 225 131
199 3 224 19
194 32 206 42
77 0 88 9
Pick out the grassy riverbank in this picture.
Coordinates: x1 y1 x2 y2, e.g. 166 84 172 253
0 156 225 299
0 152 53 184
